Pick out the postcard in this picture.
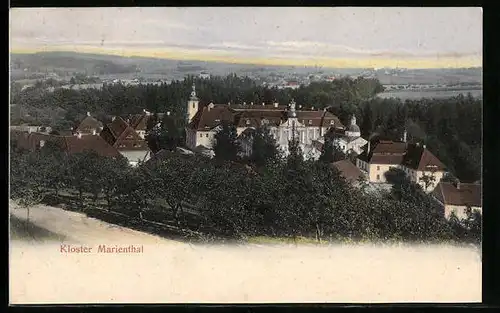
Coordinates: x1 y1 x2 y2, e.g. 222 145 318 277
9 7 482 304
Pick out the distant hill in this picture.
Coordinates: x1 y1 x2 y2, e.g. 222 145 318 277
10 51 482 85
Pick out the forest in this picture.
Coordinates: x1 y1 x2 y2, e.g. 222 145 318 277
11 74 482 182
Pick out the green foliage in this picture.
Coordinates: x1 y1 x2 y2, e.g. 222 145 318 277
213 121 241 162
8 73 481 244
250 125 282 168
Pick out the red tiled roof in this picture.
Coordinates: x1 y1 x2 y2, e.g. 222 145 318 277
333 159 365 183
62 135 122 157
129 113 154 131
296 111 344 128
235 110 286 128
187 104 344 131
358 141 445 170
10 131 122 158
402 145 446 171
100 117 147 150
107 117 129 139
432 182 481 207
74 115 103 134
187 105 235 131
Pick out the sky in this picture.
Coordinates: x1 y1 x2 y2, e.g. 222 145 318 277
10 7 483 69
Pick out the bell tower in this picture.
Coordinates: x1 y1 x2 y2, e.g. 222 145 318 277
187 83 199 123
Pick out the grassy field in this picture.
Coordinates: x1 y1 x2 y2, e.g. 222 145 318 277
378 88 482 100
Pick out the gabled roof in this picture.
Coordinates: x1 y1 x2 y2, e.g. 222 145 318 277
129 113 159 131
107 117 129 139
187 103 345 131
357 141 407 164
357 141 446 171
333 159 365 183
187 104 235 131
100 117 147 150
74 115 103 133
62 135 122 157
296 111 344 128
432 182 481 208
11 131 122 158
402 144 446 171
235 110 286 128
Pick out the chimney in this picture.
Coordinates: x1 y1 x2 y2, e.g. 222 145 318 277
250 102 254 106
28 128 32 134
403 129 407 143
423 144 426 149
274 102 279 108
243 102 246 105
367 141 371 154
311 106 315 110
455 181 461 190
87 111 91 117
167 111 171 116
112 116 116 122
92 129 96 135
262 102 265 106
76 132 82 139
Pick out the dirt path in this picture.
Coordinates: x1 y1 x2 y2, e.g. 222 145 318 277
9 201 481 304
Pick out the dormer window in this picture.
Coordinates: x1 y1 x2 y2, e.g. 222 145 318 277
246 119 250 125
330 120 334 125
308 120 312 125
215 119 220 123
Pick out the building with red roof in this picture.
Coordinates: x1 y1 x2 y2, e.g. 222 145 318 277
184 84 344 157
356 140 446 192
431 181 481 219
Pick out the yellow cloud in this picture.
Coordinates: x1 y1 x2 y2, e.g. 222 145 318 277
10 45 482 69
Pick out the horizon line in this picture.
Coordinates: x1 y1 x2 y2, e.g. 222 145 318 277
10 47 483 70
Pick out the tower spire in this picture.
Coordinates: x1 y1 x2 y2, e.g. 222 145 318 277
190 83 198 100
289 99 297 118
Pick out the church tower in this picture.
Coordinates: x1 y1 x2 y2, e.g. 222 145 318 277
345 115 361 138
187 84 199 123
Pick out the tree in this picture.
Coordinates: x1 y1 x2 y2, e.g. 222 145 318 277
250 125 281 168
116 166 157 220
319 137 335 164
155 155 196 226
213 121 241 162
65 151 101 206
10 150 49 233
145 113 182 153
99 155 130 209
39 141 67 196
419 167 438 192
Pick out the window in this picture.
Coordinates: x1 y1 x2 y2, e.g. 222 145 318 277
376 174 380 181
308 120 312 125
330 120 334 125
246 119 250 125
377 166 380 170
200 133 203 138
192 103 195 108
206 134 209 138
